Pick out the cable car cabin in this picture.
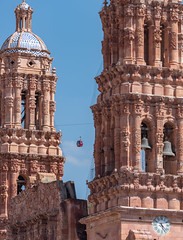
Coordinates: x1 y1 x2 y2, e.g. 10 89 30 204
77 138 83 147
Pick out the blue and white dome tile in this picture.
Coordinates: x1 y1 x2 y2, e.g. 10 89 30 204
18 2 29 10
1 32 47 54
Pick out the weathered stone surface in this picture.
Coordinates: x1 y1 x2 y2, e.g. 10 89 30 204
7 179 87 240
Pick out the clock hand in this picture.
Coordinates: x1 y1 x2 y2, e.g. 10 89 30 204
160 223 166 232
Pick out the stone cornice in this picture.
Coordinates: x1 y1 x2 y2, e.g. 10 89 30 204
96 64 183 93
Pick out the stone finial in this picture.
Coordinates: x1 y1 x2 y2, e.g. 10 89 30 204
52 67 56 76
103 0 108 7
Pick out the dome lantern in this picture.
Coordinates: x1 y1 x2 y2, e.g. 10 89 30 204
15 0 33 32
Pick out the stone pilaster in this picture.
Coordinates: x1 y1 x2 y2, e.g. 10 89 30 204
14 75 22 128
4 76 13 128
123 5 134 63
42 79 50 131
169 6 179 68
135 4 145 65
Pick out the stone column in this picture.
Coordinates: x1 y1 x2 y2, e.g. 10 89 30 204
103 107 111 174
4 75 13 128
0 162 8 217
135 4 145 65
155 116 164 173
169 6 179 68
110 17 118 65
50 81 56 131
29 77 36 130
14 76 22 128
42 80 50 131
9 160 18 199
120 103 130 168
133 103 142 170
153 4 162 67
123 5 134 63
93 109 102 177
113 103 120 170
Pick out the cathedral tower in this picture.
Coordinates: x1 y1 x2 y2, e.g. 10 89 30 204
0 1 65 238
81 0 183 239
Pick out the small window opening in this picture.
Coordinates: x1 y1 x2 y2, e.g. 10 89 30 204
141 122 151 172
20 18 23 30
29 61 33 66
144 24 149 65
25 18 27 29
17 175 26 194
21 91 26 128
11 61 14 65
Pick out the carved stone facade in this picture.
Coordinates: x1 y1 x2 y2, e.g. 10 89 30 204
7 173 87 240
0 1 65 238
81 0 183 239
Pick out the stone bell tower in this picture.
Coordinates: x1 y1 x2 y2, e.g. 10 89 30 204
81 0 183 239
0 1 65 238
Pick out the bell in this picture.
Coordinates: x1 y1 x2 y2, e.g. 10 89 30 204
141 137 151 150
163 141 175 157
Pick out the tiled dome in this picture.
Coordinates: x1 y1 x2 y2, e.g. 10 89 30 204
18 2 29 10
1 32 49 56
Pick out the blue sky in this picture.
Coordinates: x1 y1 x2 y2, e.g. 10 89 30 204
0 0 103 199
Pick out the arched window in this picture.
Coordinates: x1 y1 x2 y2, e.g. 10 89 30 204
17 175 26 194
141 122 151 172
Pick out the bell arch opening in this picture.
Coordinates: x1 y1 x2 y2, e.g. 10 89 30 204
163 122 176 174
141 121 152 172
17 175 26 195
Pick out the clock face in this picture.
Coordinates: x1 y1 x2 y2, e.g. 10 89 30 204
152 216 170 235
